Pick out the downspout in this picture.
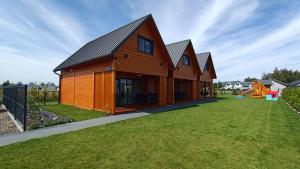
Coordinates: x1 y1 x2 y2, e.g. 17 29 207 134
54 70 61 104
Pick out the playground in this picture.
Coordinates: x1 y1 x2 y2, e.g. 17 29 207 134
238 80 279 101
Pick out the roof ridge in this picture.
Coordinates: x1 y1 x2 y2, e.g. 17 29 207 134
270 78 288 85
165 39 191 46
196 51 210 55
88 14 151 46
53 14 151 72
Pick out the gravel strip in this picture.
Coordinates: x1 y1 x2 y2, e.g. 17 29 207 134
0 111 19 135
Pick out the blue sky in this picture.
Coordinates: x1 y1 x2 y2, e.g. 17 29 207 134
1 0 300 84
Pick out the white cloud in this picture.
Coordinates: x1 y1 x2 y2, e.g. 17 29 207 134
0 47 62 84
0 0 299 83
21 0 88 48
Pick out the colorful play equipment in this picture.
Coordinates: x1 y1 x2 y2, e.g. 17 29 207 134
237 80 279 100
250 80 270 98
265 91 278 101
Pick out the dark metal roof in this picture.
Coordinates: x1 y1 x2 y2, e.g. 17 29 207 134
196 52 210 73
196 52 217 78
54 14 151 72
289 79 300 86
260 79 272 86
165 39 190 66
270 78 288 86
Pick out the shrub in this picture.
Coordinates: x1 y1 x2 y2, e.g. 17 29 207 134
231 89 241 95
282 87 300 111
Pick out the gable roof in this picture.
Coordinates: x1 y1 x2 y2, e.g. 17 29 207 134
196 52 210 73
196 52 217 78
165 39 190 67
289 79 300 86
54 14 153 72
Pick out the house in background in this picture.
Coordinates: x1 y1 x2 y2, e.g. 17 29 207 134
261 79 287 96
166 39 200 104
233 82 242 90
223 82 233 90
289 80 300 87
196 52 217 98
241 82 252 90
54 14 217 114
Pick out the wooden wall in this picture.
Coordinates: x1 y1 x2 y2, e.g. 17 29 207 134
172 43 200 102
159 76 167 106
167 71 174 104
60 59 115 112
200 58 214 83
173 43 199 80
114 18 170 77
60 72 74 105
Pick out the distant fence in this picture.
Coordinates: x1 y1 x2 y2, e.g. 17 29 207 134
3 85 27 131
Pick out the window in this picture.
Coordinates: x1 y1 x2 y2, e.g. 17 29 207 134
183 55 190 66
204 62 209 71
137 36 153 55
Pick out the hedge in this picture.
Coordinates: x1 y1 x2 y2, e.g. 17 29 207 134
282 87 300 111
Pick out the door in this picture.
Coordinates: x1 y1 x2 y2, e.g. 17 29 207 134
116 79 141 106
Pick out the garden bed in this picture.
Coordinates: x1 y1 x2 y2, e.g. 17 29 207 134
27 109 72 130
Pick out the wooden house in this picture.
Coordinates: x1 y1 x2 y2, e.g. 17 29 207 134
54 14 217 114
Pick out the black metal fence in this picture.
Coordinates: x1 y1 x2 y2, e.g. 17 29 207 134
3 85 27 131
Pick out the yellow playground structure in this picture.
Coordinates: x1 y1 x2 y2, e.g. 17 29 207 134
240 80 270 98
250 80 270 98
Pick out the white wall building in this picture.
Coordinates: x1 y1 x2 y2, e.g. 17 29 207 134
269 79 287 96
233 83 242 90
224 83 233 90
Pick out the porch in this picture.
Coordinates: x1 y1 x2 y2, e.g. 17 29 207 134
200 81 213 98
115 71 161 113
174 79 193 103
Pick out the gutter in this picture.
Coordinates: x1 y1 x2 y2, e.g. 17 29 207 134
54 71 61 76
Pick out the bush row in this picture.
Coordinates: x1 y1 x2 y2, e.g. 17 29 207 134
282 87 300 111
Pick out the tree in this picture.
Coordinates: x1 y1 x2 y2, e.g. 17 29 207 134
244 77 257 82
2 80 11 87
261 67 300 83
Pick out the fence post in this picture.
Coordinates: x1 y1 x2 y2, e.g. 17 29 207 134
24 85 27 131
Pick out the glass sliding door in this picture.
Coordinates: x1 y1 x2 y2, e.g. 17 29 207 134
116 78 141 106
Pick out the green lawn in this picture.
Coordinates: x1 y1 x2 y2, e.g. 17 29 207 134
1 96 300 169
41 104 107 121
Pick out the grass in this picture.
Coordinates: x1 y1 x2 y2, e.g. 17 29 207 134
1 96 300 169
41 104 107 121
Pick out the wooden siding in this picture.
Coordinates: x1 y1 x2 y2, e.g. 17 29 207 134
114 18 169 77
74 70 94 109
173 44 199 80
200 57 214 83
94 72 103 110
192 80 198 100
167 71 174 104
60 59 114 112
60 72 74 105
159 76 167 106
103 71 115 112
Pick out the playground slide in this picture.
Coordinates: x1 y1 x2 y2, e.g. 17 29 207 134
241 89 252 96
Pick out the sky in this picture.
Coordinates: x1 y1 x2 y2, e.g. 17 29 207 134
0 0 300 85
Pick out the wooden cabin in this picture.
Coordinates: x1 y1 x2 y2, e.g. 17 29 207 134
166 40 200 104
54 14 217 114
196 52 217 98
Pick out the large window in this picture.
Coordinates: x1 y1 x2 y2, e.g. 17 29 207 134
183 55 190 66
138 35 154 55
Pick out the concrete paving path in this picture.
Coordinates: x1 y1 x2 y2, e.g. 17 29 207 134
0 99 215 147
